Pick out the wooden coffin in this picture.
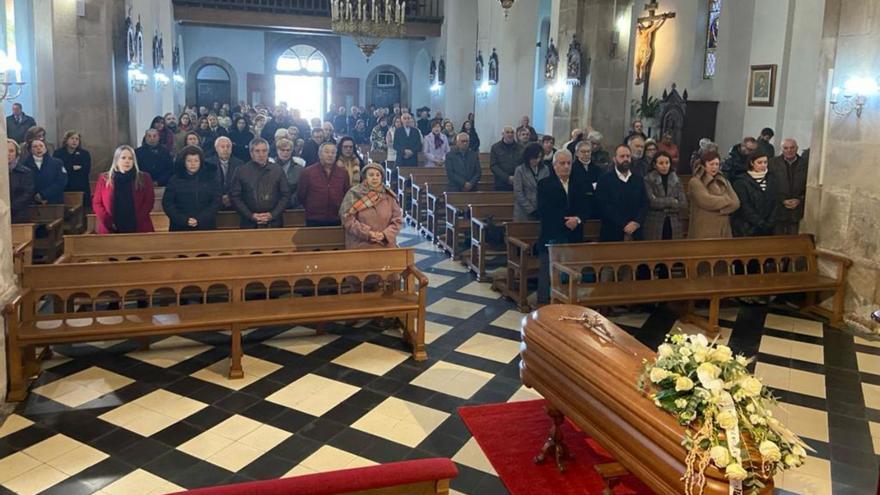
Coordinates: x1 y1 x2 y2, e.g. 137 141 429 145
519 304 773 495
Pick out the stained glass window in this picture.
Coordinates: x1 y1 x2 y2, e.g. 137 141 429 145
703 0 721 79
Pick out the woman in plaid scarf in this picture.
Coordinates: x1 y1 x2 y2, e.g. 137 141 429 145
339 162 402 249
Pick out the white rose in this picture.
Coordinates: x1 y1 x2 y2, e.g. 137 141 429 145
784 454 802 467
725 463 748 481
675 398 688 408
792 445 806 457
697 363 721 388
679 346 692 358
657 344 674 358
710 445 731 468
711 345 733 363
739 377 763 397
716 410 737 430
759 441 782 462
691 333 709 348
650 367 670 383
693 348 709 363
746 404 755 413
675 376 694 392
736 355 749 366
749 414 764 425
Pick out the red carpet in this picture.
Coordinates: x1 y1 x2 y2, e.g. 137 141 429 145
458 399 653 495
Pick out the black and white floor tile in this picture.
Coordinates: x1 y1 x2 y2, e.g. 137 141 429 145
0 227 877 495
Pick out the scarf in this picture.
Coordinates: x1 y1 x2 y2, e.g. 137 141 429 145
433 133 444 149
660 171 669 193
748 170 768 191
111 170 138 233
339 163 392 218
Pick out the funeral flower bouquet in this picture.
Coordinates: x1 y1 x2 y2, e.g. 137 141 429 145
637 333 810 495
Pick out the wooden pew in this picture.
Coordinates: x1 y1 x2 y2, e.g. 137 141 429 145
11 223 35 278
423 173 496 242
438 192 513 259
520 305 774 494
493 221 599 312
5 248 429 402
467 203 514 281
85 209 308 233
27 205 65 264
63 192 85 234
549 235 852 334
152 186 165 212
59 227 345 263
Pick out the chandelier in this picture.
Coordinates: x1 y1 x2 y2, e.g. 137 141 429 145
499 0 515 18
331 0 406 62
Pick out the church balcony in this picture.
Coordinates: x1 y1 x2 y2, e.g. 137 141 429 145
173 0 443 37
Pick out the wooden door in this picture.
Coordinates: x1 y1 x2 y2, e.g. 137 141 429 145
332 77 359 109
680 101 719 174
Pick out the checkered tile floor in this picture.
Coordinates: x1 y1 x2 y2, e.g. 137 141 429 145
1 227 878 495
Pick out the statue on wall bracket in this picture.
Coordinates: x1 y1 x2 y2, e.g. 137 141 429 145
125 9 136 68
172 43 180 75
135 15 144 68
475 51 484 82
566 36 583 85
152 30 165 71
429 58 437 84
488 48 499 85
544 38 558 81
438 58 446 85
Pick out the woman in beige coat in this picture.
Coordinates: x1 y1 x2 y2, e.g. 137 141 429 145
339 162 403 249
688 151 740 239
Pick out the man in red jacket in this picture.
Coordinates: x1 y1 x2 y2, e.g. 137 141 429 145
297 142 350 226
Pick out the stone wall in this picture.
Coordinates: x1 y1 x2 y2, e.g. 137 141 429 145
804 0 880 322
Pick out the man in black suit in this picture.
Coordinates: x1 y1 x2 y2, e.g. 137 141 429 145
594 144 648 242
301 128 324 166
208 136 244 210
393 112 423 166
536 149 589 305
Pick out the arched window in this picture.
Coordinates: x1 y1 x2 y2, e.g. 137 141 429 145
275 45 331 121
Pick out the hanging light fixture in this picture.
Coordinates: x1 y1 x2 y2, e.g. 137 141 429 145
499 0 515 18
330 0 406 62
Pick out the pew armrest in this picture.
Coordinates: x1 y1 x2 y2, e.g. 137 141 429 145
13 240 32 258
403 264 429 290
551 262 581 303
816 249 853 285
508 237 531 250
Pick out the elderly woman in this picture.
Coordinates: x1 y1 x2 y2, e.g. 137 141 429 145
688 150 740 239
336 136 365 185
163 145 222 231
23 139 67 204
339 162 402 249
643 151 688 240
53 130 93 210
732 151 778 237
442 119 457 142
7 139 34 223
423 122 450 167
513 143 549 221
93 145 155 234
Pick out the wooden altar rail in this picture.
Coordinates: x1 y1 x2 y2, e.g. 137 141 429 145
59 227 344 263
548 235 852 334
5 247 429 402
438 192 513 259
84 209 308 233
11 223 35 278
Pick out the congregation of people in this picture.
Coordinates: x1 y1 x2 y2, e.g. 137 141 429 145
7 100 808 303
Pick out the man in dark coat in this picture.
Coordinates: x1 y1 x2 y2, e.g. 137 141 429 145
229 138 291 228
445 133 481 192
569 141 603 218
768 138 808 235
301 128 325 166
625 134 650 177
416 108 432 137
756 127 775 158
490 126 522 191
290 109 311 138
332 107 349 136
722 137 758 178
393 113 423 167
7 103 37 144
516 116 539 142
136 129 174 186
536 149 589 305
594 144 648 242
207 136 244 210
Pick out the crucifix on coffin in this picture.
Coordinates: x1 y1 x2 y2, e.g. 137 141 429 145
635 1 675 105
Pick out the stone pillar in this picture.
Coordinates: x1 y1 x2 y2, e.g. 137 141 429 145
437 0 477 124
0 111 17 403
804 0 880 321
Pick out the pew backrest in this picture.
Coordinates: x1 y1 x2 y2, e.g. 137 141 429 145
85 209 307 233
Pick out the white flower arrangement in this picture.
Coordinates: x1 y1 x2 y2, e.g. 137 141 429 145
637 333 811 495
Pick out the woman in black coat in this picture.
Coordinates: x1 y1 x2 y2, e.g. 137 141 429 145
732 151 778 237
162 146 222 231
53 130 92 210
228 116 254 162
461 120 480 152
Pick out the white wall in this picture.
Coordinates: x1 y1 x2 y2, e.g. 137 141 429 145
127 0 176 144
182 25 264 103
339 37 413 106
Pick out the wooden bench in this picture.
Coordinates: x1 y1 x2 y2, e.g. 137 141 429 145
85 209 308 233
438 192 513 259
27 205 65 263
416 172 496 239
59 227 345 263
5 247 429 402
549 235 852 334
493 221 600 312
11 223 35 278
63 192 85 234
467 203 514 281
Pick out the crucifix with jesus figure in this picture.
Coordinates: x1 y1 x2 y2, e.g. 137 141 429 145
635 1 675 105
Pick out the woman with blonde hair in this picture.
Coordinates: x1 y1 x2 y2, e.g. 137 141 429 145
92 145 155 234
339 162 402 249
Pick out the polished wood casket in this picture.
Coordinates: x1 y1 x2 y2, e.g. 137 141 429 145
519 304 774 495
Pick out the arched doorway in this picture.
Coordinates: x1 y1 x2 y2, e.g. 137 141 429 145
365 65 409 110
195 64 232 108
274 44 331 123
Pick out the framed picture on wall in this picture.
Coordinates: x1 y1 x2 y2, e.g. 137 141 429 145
748 64 777 107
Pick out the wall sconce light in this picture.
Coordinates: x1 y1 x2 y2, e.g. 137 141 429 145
830 76 878 118
476 81 491 99
128 68 149 92
173 73 185 88
0 49 26 101
154 71 170 89
547 79 567 102
430 82 442 93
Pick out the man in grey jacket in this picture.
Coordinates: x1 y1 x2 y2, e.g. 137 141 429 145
230 137 291 228
445 133 481 192
490 126 523 191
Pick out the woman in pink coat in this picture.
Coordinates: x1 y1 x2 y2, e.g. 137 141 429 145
339 162 402 249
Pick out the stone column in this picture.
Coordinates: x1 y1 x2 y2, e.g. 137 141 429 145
438 0 477 124
0 110 17 403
